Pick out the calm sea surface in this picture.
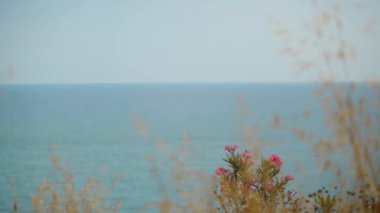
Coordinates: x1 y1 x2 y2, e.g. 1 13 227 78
0 83 377 212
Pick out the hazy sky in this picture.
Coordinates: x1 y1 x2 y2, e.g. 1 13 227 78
0 0 379 84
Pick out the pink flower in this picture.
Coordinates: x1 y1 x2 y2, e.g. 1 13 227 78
225 144 238 151
232 144 238 150
215 167 229 175
268 153 283 166
240 149 252 159
282 173 295 182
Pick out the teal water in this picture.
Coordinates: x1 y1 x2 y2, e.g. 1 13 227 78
0 83 377 212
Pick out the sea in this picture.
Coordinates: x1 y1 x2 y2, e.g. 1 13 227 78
0 83 378 212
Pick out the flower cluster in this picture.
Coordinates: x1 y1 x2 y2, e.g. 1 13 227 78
224 144 238 152
282 173 295 182
215 167 229 176
240 149 252 160
268 153 283 166
216 144 253 179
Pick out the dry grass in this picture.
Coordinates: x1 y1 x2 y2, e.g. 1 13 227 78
269 1 380 212
13 154 121 213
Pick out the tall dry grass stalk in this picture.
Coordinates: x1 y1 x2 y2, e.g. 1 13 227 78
272 1 380 211
141 137 217 212
24 154 121 213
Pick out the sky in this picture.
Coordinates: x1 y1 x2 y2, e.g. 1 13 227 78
0 0 379 84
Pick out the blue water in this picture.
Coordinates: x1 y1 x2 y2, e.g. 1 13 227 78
0 83 377 212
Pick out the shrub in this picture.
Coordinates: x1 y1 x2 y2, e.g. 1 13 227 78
215 144 301 212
